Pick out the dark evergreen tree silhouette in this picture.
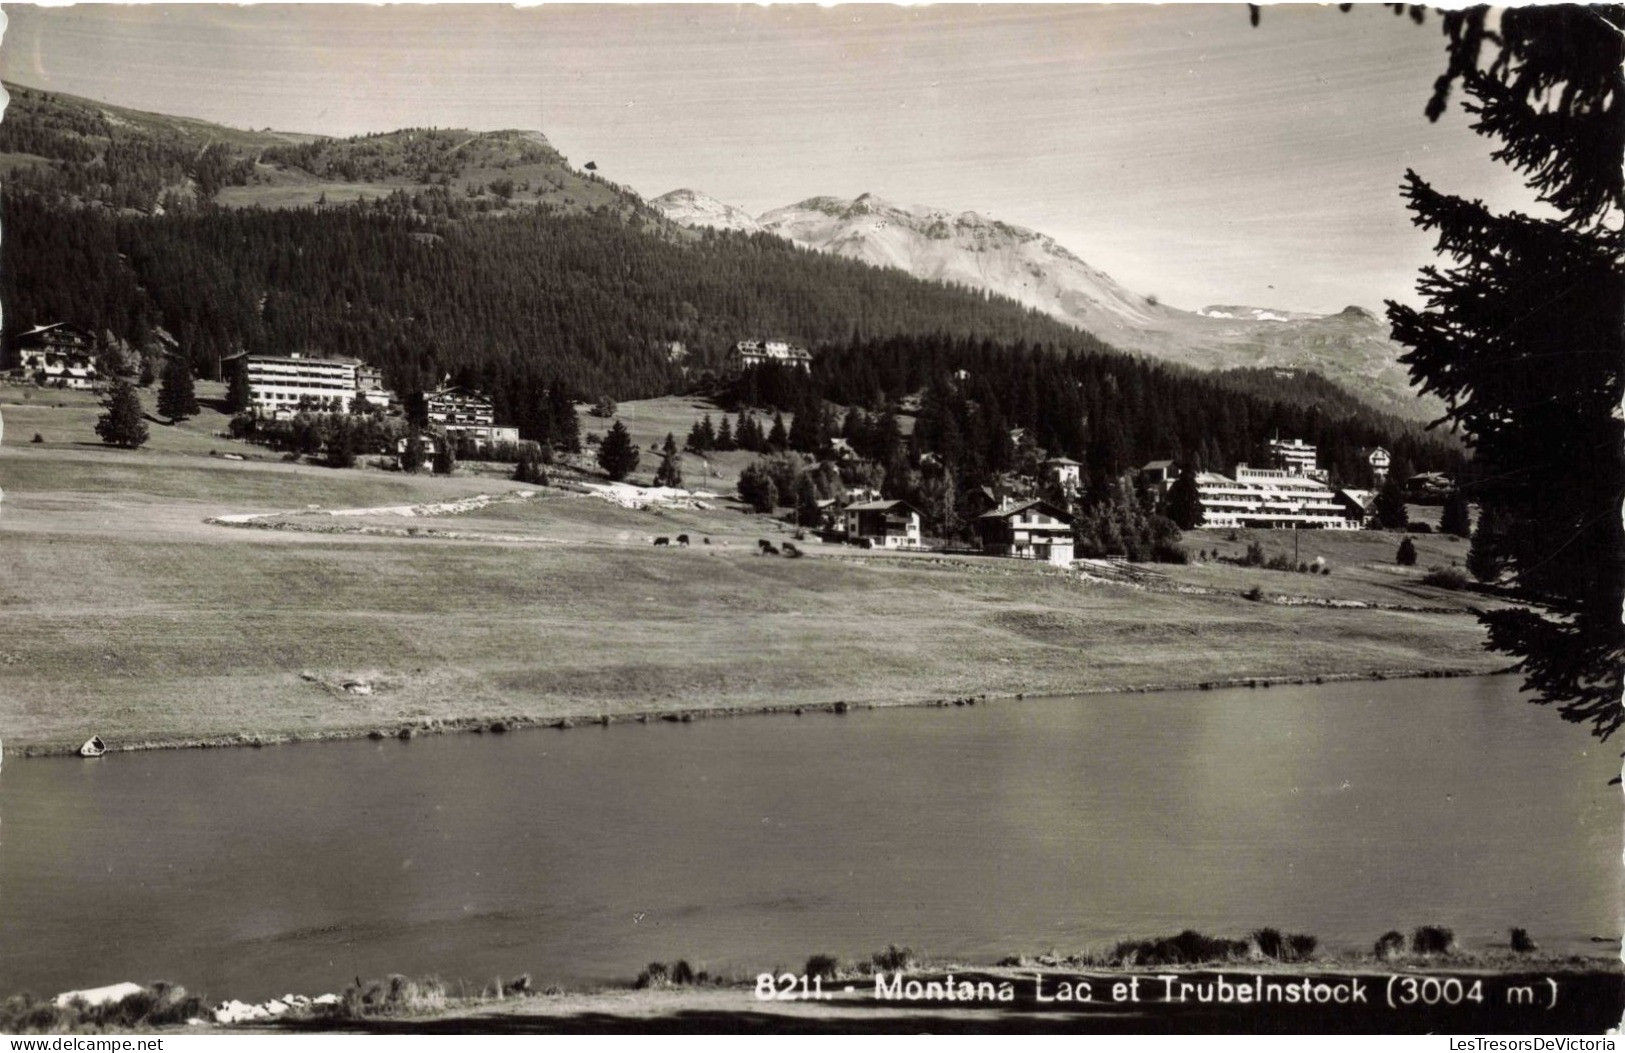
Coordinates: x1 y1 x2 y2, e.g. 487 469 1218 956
596 420 639 481
1373 476 1408 531
1384 5 1624 745
400 429 425 473
156 355 198 421
95 378 148 448
1165 464 1205 530
1440 489 1471 538
654 449 684 489
1396 537 1418 567
225 360 252 414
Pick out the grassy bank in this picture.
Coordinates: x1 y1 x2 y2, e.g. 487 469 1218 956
31 930 1612 1035
0 395 1509 753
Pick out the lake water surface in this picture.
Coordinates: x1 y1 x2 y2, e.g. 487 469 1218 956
1 676 1618 1001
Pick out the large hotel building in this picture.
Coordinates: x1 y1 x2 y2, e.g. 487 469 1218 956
1143 440 1364 529
242 353 360 413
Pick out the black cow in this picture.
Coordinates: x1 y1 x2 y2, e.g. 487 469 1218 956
676 534 690 547
762 543 780 555
782 542 800 557
653 537 670 546
758 539 774 553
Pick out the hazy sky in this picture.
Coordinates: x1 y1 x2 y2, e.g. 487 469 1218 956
0 4 1536 314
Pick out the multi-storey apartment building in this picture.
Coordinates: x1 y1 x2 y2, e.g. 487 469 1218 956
243 353 359 413
1268 436 1327 481
1192 466 1360 529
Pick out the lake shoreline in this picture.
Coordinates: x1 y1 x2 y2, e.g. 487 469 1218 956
8 664 1507 759
125 955 1621 1035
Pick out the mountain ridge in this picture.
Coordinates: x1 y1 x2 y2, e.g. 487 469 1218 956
653 188 1438 421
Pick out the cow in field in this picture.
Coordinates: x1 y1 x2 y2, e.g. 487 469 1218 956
758 539 774 553
782 542 800 557
761 542 780 555
653 537 670 546
676 534 690 547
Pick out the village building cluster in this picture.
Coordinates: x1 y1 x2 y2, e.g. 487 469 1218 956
7 322 1406 559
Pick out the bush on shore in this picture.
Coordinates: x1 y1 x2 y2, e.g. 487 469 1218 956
1250 928 1318 962
337 975 446 1019
634 959 705 989
1411 926 1457 956
1112 930 1250 966
1375 930 1407 960
804 954 841 980
1 983 204 1034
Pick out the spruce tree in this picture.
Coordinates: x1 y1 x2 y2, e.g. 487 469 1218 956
400 429 425 473
1396 537 1418 567
1373 476 1408 531
225 361 252 414
1386 6 1624 743
662 431 678 458
654 449 684 489
157 355 199 421
686 418 708 453
794 474 822 528
1467 504 1504 584
324 416 356 469
787 393 818 452
767 412 788 451
714 415 735 451
1165 464 1205 530
94 378 148 448
596 420 640 481
549 388 581 453
1440 489 1471 538
432 436 457 475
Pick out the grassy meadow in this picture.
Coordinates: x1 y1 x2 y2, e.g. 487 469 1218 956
0 387 1506 753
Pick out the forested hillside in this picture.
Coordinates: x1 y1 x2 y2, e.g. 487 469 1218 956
1 189 1106 399
731 336 1463 486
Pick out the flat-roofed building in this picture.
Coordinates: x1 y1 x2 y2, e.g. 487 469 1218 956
1195 465 1359 530
244 353 359 413
1268 436 1326 481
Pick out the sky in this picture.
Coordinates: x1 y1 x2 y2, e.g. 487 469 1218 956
0 3 1537 315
